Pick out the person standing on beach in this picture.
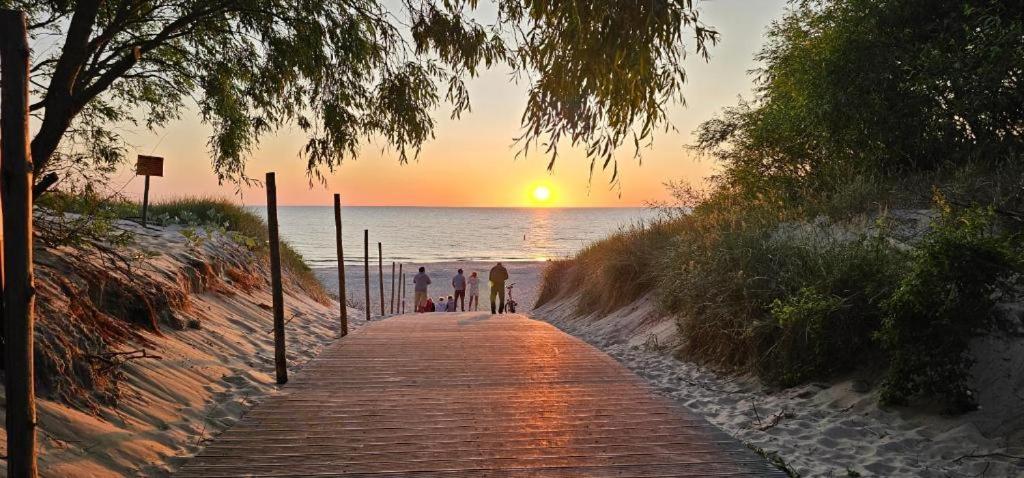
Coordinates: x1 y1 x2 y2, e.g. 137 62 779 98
489 262 509 314
413 267 431 312
467 272 480 311
452 269 467 311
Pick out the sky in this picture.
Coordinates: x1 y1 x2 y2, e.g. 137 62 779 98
107 0 789 207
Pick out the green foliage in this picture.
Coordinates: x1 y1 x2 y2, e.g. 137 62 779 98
696 0 1024 203
11 0 718 188
656 196 903 381
877 197 1022 410
537 0 1024 410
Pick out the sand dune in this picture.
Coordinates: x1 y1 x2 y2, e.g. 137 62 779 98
1 221 356 477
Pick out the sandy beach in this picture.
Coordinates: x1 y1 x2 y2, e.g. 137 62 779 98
313 261 547 314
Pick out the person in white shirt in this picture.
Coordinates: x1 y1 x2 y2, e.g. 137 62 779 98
467 272 480 311
435 297 446 312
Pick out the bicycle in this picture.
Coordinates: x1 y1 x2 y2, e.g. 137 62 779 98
505 282 518 314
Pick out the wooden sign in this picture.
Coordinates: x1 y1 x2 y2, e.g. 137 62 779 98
136 155 164 177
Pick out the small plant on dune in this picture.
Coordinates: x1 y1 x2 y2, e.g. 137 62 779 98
766 287 846 385
35 189 135 249
877 194 1023 411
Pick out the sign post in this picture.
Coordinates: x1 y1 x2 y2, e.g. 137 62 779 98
136 155 164 227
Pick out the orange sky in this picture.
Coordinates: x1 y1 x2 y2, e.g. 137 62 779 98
106 1 787 207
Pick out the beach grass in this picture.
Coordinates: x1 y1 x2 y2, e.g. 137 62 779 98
39 193 327 301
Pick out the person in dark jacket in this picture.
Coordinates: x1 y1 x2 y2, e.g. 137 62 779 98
488 262 509 314
452 269 467 311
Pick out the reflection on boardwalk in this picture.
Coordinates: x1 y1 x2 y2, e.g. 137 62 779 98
177 313 784 477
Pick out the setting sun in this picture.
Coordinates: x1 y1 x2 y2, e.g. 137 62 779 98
532 186 551 203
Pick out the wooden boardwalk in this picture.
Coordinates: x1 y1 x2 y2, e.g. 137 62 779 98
177 313 784 477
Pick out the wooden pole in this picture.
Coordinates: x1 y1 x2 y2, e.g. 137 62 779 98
0 10 38 476
377 242 384 317
401 270 407 314
333 194 347 336
397 263 403 314
265 172 287 384
141 175 151 227
389 261 396 314
363 230 370 321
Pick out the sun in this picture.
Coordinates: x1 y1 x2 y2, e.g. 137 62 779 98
532 185 552 203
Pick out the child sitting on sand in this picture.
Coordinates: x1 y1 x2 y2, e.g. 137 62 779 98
423 297 435 312
446 295 456 312
435 297 445 312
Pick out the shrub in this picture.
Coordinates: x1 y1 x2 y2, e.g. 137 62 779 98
661 205 904 382
878 197 1022 411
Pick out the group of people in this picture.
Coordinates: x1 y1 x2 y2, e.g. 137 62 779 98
412 262 511 314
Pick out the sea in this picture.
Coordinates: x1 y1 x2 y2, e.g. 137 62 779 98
252 206 656 268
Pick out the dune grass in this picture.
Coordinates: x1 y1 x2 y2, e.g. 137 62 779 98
39 193 328 302
146 197 327 300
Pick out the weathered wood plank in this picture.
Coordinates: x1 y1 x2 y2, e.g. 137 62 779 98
176 313 784 477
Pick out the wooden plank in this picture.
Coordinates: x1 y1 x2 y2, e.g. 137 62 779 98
176 314 785 477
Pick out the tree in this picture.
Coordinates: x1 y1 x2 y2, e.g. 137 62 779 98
3 0 718 193
696 0 1024 201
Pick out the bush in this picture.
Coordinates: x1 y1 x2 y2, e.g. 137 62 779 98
878 197 1022 411
660 202 904 382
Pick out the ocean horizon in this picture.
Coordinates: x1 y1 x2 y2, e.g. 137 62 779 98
252 206 657 267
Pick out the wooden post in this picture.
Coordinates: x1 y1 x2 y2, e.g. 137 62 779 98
397 263 403 314
401 270 407 314
333 194 347 336
389 261 396 314
265 172 287 384
377 242 384 317
141 175 151 227
1 10 38 476
363 230 370 321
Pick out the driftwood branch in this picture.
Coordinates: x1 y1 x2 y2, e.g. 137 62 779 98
84 348 162 373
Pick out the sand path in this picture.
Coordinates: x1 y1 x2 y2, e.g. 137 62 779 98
176 312 784 477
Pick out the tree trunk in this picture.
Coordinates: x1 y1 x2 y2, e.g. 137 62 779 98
1 9 39 476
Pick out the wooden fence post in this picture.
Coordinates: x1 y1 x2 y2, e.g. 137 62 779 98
377 242 384 317
265 172 287 384
1 9 37 477
363 230 370 321
333 194 347 336
390 261 395 314
397 263 403 314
